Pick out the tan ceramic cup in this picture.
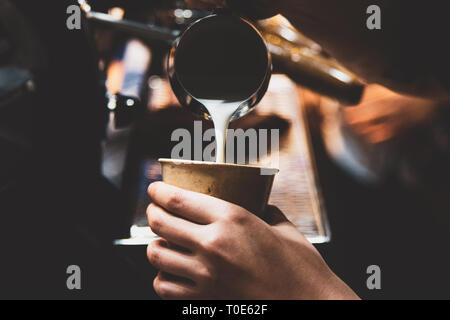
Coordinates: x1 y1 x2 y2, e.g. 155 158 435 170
159 159 279 219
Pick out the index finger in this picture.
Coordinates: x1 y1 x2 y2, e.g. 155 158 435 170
148 181 233 224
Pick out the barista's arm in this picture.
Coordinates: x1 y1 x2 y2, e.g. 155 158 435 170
146 182 359 300
187 0 450 100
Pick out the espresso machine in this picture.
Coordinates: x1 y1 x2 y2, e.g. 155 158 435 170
60 0 368 246
0 0 369 250
52 0 365 246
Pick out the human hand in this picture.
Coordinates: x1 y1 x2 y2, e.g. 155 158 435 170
146 182 359 300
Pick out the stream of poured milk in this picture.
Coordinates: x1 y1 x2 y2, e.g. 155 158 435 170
198 99 243 163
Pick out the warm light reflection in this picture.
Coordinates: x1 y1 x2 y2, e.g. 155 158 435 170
106 60 124 94
108 7 125 20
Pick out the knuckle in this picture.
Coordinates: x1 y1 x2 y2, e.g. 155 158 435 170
146 203 155 219
153 276 168 299
147 247 161 268
197 264 216 283
199 237 216 254
148 211 163 233
166 190 185 212
154 275 177 300
147 181 161 198
225 209 246 223
146 242 154 258
220 203 249 224
200 231 226 255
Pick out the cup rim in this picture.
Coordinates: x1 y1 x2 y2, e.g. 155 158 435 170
158 158 279 174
